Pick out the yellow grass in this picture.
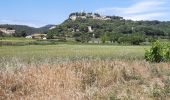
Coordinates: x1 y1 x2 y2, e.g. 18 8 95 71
0 60 170 100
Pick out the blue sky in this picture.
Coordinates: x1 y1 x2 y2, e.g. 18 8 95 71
0 0 170 27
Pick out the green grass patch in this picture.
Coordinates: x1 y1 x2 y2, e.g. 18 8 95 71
0 44 150 62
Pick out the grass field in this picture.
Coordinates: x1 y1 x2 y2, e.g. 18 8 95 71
0 44 149 58
0 44 149 68
1 44 170 99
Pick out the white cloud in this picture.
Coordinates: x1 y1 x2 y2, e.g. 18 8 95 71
0 19 46 28
124 12 167 20
96 0 170 21
123 1 165 14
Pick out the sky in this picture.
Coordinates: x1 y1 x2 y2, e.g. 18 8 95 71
0 0 170 27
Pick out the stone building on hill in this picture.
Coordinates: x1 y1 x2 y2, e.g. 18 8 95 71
0 28 15 35
69 12 111 21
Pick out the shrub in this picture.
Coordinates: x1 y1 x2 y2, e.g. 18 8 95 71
145 40 170 62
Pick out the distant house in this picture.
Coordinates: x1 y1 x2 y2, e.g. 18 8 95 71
0 28 15 35
25 35 32 39
25 33 47 39
70 15 77 21
88 26 94 32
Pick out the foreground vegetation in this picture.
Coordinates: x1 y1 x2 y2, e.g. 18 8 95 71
0 60 170 99
0 43 170 99
145 40 170 62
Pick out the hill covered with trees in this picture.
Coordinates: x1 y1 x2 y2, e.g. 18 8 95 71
0 24 55 37
47 12 170 44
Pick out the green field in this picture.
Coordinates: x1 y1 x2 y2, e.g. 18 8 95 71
0 44 149 58
0 44 150 68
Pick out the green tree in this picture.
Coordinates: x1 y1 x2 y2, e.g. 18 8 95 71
118 33 145 45
117 25 132 34
74 32 91 43
107 32 123 43
20 30 27 37
13 30 27 37
101 34 108 43
47 32 54 39
0 31 5 37
129 33 145 45
79 25 88 33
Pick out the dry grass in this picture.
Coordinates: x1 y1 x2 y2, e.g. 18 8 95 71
0 60 170 100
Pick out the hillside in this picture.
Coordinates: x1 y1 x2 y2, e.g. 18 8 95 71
48 12 170 44
39 24 56 32
0 24 55 36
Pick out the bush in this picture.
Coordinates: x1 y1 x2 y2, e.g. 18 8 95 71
145 40 170 62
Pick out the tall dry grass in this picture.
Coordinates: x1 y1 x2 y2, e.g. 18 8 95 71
0 60 170 100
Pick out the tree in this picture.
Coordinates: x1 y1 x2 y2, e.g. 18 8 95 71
74 32 91 43
117 25 132 34
79 25 88 33
73 32 82 42
101 34 108 43
118 33 145 45
20 30 27 37
129 33 145 45
134 26 165 36
47 26 66 39
47 32 54 39
93 29 104 38
107 32 123 43
80 33 91 43
13 30 27 37
0 31 5 37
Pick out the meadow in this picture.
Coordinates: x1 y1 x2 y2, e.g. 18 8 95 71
0 45 149 68
0 44 148 58
0 44 170 100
